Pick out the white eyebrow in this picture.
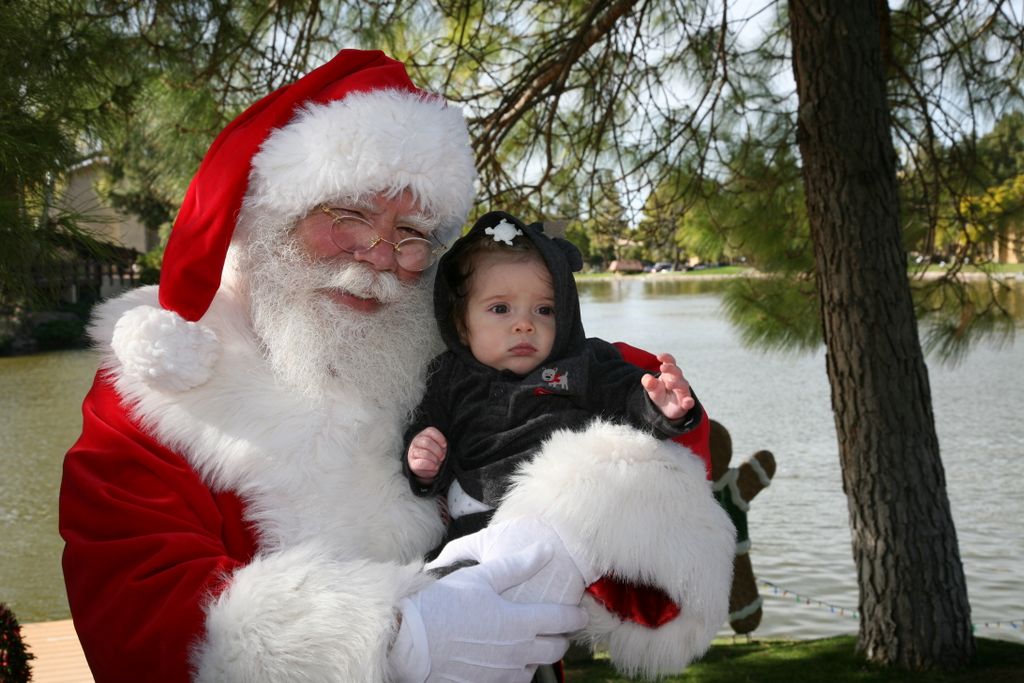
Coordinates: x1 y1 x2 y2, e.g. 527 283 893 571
398 213 435 231
331 198 373 213
329 198 437 233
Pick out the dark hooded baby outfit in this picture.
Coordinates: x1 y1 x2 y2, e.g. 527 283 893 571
403 211 702 541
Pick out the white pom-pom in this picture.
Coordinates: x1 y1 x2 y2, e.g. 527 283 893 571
111 305 219 392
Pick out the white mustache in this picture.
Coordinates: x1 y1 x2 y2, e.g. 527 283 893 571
317 262 405 303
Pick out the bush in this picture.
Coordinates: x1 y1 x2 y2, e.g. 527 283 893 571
32 317 87 351
0 603 34 682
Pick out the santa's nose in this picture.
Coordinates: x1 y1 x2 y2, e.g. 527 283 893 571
353 237 399 272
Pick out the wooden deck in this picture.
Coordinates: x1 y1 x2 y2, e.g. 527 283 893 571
21 620 94 683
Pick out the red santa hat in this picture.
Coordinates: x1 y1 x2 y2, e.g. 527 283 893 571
109 49 477 392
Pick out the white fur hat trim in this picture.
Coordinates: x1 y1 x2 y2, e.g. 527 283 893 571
249 89 477 243
111 305 219 392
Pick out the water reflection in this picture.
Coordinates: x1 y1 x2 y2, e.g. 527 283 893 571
1 350 98 622
578 275 729 302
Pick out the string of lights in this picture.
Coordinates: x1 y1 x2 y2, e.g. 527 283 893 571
758 578 860 620
757 578 1022 632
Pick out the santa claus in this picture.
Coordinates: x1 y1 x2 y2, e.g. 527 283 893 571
60 49 734 683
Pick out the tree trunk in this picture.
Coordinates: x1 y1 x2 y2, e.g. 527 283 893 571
788 0 974 669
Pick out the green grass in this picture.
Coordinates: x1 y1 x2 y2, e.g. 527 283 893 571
676 266 748 276
974 263 1024 273
563 637 1024 682
915 262 1024 274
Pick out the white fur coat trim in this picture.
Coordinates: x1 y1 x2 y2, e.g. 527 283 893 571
493 421 736 679
90 286 445 680
193 543 431 683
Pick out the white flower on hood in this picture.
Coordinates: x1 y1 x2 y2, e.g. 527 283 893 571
485 219 523 246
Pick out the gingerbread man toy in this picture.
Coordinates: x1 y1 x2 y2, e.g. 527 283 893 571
709 419 777 635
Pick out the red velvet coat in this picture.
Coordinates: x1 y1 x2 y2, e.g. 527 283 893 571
60 287 731 682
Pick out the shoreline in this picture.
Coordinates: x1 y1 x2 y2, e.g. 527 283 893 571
576 269 1024 283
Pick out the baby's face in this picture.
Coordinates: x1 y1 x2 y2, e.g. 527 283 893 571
461 254 556 374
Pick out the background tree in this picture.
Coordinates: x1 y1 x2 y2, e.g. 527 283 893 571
640 166 717 267
1 0 362 303
789 0 973 667
587 172 634 263
0 1 139 308
90 1 355 278
950 112 1024 268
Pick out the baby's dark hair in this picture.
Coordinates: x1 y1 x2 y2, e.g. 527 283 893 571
442 232 547 340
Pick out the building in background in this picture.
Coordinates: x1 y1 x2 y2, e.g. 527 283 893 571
51 159 156 302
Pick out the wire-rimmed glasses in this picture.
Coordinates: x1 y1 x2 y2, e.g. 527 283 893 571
316 204 444 272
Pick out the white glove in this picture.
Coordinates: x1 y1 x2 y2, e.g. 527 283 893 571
389 542 589 683
426 516 600 606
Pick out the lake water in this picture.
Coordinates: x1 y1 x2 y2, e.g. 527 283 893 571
578 277 1024 644
2 277 1021 645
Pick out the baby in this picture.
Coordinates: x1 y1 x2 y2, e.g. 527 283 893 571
404 211 704 543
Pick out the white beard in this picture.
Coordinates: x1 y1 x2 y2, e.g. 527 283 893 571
239 214 441 415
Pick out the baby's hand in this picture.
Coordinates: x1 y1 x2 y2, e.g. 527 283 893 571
641 352 696 420
407 427 448 483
